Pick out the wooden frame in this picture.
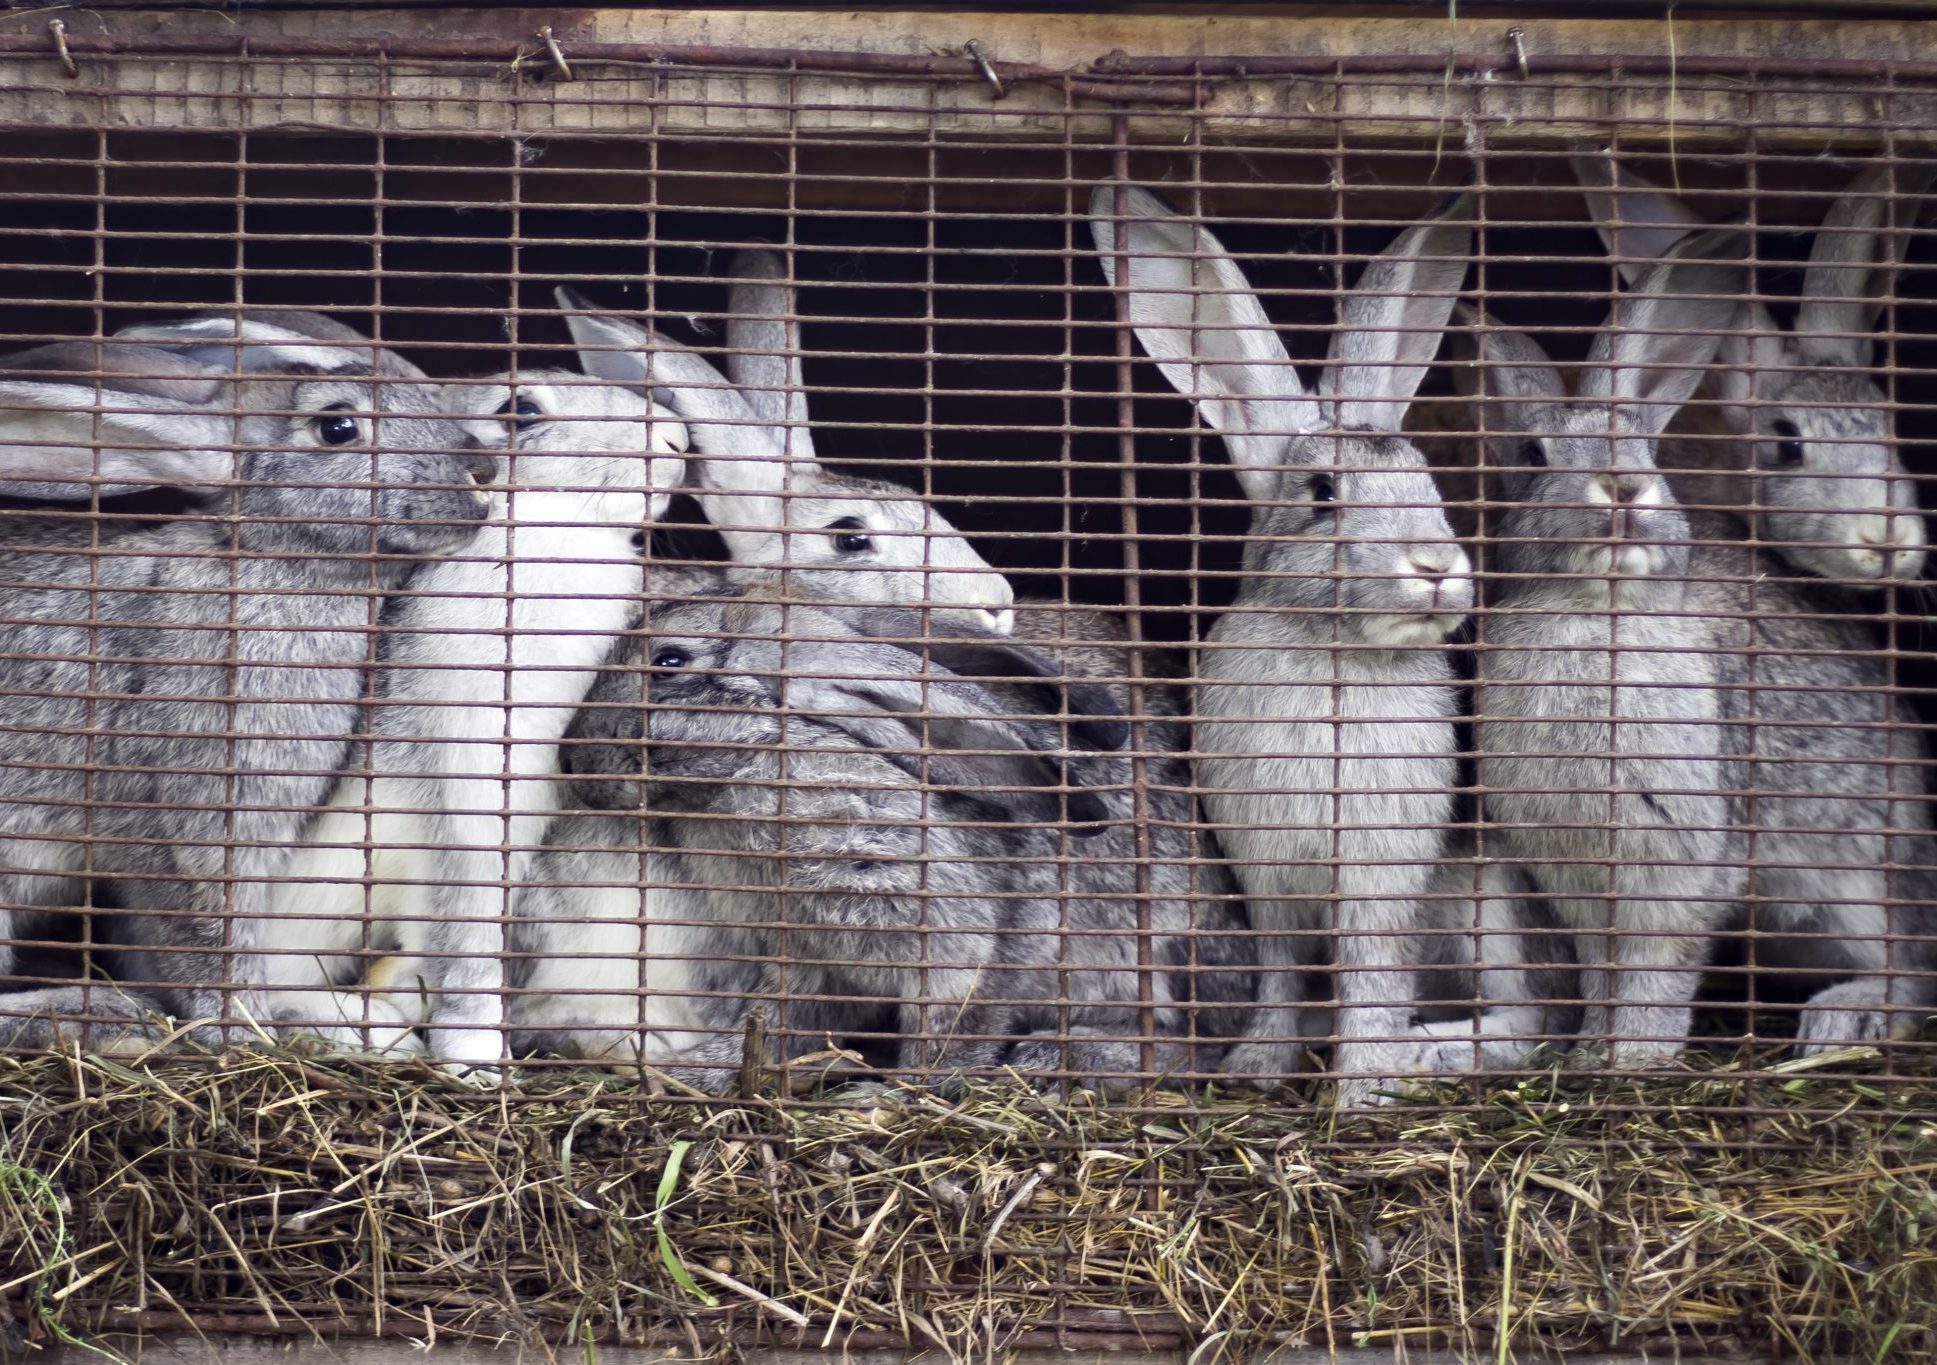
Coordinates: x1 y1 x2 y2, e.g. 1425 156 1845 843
0 7 1928 147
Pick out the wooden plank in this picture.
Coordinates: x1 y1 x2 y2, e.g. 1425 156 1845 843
0 8 1927 147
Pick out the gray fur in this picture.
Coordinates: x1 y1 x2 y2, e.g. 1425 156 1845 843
522 578 1231 1092
1364 846 1581 1078
1094 184 1480 1104
999 600 1255 1071
1684 519 1937 1049
0 314 494 1052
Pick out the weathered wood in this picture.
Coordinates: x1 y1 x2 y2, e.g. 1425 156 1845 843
0 7 1926 147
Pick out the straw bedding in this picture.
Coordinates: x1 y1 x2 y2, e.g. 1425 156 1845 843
2 1042 1934 1363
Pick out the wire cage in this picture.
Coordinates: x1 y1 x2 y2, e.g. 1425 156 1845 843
3 8 1937 1363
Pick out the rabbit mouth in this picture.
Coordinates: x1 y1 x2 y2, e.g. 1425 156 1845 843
1805 518 1928 585
1363 611 1465 647
1577 543 1665 579
1804 544 1900 584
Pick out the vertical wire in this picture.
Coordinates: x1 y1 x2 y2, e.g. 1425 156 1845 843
1109 116 1158 1079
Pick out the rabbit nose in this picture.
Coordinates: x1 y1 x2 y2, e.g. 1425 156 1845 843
980 606 1016 635
1590 473 1657 507
463 450 501 485
1858 515 1925 550
1403 547 1460 584
1857 515 1928 580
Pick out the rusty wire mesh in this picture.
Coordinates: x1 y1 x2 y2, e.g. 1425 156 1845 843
1 26 1937 1362
0 40 1930 1116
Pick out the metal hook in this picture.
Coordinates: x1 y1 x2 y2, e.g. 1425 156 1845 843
49 19 78 81
537 26 574 83
963 40 1006 101
1505 27 1530 81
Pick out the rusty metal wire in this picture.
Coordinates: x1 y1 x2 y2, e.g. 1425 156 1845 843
0 32 1928 1136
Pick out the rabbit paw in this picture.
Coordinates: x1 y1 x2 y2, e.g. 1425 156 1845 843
1000 1034 1167 1095
1217 1039 1303 1087
426 1028 508 1085
656 1062 736 1094
268 991 426 1059
1332 1073 1413 1110
1793 979 1918 1055
1328 1039 1476 1109
1407 1014 1549 1073
1564 1038 1684 1072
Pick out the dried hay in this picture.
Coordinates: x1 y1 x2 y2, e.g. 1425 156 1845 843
2 1043 1934 1363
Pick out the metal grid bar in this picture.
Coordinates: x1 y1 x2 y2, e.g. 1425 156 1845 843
0 24 1929 1194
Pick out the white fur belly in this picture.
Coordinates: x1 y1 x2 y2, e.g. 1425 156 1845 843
515 881 715 1056
259 777 429 971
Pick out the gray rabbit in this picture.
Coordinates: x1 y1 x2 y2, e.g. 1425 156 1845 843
1569 162 1937 1048
1689 527 1937 1049
982 599 1257 1067
722 252 1248 1069
1093 184 1478 1104
0 314 495 1050
1573 155 1930 585
1464 232 1755 1066
1471 219 1937 1057
530 577 1244 1091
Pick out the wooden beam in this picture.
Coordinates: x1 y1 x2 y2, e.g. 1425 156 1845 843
0 7 1926 146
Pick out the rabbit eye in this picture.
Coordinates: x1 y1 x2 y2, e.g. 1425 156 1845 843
827 515 874 554
1769 419 1806 469
1307 474 1337 508
496 397 544 432
1519 439 1548 469
650 648 690 670
313 403 363 447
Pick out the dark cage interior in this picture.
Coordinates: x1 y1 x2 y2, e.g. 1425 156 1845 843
1 76 1936 1095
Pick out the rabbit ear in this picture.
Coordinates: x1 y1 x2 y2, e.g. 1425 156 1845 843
1795 161 1935 365
1581 228 1749 436
112 316 370 374
812 673 1114 834
910 641 1127 752
1452 302 1568 443
0 341 235 497
1324 194 1474 432
725 248 817 459
852 605 1128 751
1710 308 1790 407
1090 183 1319 502
558 287 793 559
1571 154 1706 288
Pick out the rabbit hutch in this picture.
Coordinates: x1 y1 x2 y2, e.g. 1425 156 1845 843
4 1 1937 1362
